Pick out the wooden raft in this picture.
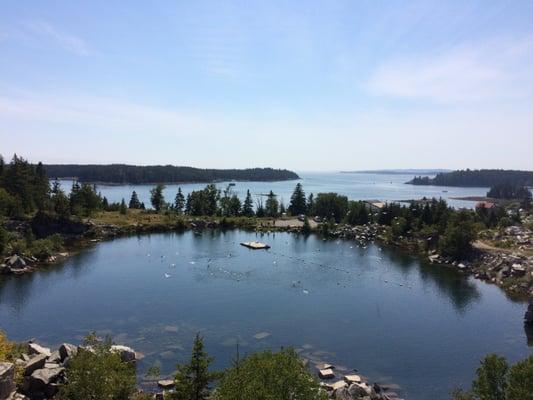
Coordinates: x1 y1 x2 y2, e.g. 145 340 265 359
240 241 271 250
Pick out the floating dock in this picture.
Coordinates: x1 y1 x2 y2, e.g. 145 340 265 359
240 241 271 250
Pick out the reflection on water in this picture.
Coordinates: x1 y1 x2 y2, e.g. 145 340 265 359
0 231 530 400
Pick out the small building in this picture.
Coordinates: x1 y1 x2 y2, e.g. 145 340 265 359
475 201 496 210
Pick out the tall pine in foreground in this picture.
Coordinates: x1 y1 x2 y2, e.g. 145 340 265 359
172 334 218 400
174 187 185 214
242 190 254 217
288 183 307 215
129 190 141 209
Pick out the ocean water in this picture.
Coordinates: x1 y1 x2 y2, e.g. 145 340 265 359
56 172 488 209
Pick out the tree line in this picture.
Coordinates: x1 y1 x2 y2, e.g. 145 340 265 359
408 169 533 187
44 164 299 184
487 183 532 201
0 155 518 262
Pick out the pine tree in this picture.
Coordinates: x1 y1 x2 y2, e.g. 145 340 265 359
307 193 314 215
265 191 279 218
150 184 166 212
172 334 218 400
288 183 306 216
119 198 128 215
174 187 185 214
242 190 254 217
129 191 141 209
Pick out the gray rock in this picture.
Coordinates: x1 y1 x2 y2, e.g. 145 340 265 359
28 343 51 357
0 362 15 400
24 354 47 376
7 255 26 269
59 343 77 362
48 350 61 364
110 345 136 363
157 379 175 389
27 367 64 397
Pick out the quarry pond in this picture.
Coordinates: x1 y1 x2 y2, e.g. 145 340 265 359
0 230 530 400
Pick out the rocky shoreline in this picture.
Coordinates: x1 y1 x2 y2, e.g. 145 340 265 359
0 341 137 400
0 339 402 400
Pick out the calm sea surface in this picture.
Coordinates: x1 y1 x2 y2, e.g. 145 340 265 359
0 231 530 400
57 172 488 209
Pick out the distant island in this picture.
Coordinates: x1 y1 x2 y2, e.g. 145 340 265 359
407 169 533 187
341 169 450 175
44 164 300 184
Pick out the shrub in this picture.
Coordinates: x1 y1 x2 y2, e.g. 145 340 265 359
213 348 327 400
453 354 533 400
58 334 136 400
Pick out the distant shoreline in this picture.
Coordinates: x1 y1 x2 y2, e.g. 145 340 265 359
340 169 449 175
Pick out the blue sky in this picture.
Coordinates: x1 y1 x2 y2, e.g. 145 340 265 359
1 0 532 170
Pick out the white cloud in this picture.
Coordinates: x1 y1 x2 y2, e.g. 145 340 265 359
25 21 93 56
367 37 533 104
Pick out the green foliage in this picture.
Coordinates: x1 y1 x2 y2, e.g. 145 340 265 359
409 169 533 187
307 193 314 214
186 184 219 216
28 234 64 261
0 225 7 255
288 183 307 216
506 356 533 400
129 191 142 209
119 199 128 215
265 191 279 218
219 185 241 217
69 182 103 216
2 155 50 215
471 354 508 400
0 188 17 217
302 216 311 234
150 184 166 212
242 190 255 217
213 348 327 400
439 216 476 259
313 193 348 223
344 201 369 225
44 164 299 184
174 188 185 214
453 354 533 400
487 183 532 200
171 334 218 400
58 334 136 400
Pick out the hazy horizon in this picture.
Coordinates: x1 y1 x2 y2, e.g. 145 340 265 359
2 0 533 170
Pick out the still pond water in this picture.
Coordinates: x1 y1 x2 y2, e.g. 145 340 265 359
0 230 531 399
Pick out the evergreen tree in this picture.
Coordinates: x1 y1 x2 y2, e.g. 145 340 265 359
288 183 307 216
119 198 128 215
279 200 286 215
150 184 166 212
255 199 265 218
172 334 218 400
129 191 141 209
33 162 50 211
307 193 314 215
174 188 185 214
302 216 311 234
242 190 254 217
265 191 279 218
